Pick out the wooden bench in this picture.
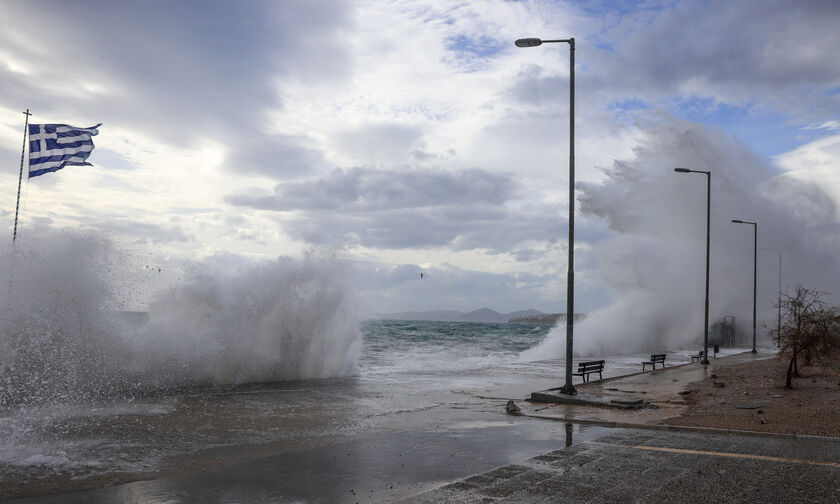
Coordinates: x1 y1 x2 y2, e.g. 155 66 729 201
641 354 666 371
572 360 604 383
691 351 705 363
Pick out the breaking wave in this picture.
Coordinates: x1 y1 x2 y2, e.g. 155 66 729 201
0 228 360 406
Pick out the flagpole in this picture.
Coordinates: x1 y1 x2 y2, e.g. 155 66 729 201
13 109 31 244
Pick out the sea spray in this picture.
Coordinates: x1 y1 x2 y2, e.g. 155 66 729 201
0 228 360 406
521 116 840 360
131 255 360 387
0 229 127 406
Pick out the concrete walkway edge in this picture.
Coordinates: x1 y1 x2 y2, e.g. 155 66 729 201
523 413 840 443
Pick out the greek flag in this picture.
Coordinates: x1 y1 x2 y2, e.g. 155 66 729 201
28 123 101 178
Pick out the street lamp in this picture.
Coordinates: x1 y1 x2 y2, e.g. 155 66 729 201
515 36 576 394
674 168 711 365
763 247 782 348
731 219 758 354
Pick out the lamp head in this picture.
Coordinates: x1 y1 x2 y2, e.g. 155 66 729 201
515 38 542 47
731 219 744 223
674 168 691 173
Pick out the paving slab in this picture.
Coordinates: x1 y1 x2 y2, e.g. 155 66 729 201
524 351 776 427
400 428 840 503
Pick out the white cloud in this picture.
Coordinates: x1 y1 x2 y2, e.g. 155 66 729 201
773 133 840 221
1 0 839 314
803 120 840 132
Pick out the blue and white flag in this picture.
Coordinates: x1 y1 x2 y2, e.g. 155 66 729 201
28 123 101 178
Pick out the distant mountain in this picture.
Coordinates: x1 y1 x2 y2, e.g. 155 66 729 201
372 310 464 322
371 308 545 323
509 313 587 324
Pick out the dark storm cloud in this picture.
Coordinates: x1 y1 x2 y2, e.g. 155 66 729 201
507 65 569 108
233 133 328 178
228 166 565 252
1 0 350 177
229 166 513 212
280 205 560 251
609 0 840 87
508 0 840 121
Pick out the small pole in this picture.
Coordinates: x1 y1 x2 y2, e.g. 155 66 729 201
777 252 781 348
702 171 710 364
13 109 31 244
751 223 757 354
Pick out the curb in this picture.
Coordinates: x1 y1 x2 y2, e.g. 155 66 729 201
522 413 840 442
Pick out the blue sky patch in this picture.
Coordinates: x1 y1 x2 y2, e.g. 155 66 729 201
446 35 506 60
664 97 830 158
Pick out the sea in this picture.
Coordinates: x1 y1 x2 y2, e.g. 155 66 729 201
0 318 746 503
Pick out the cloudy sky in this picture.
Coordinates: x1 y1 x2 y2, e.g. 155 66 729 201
1 0 839 317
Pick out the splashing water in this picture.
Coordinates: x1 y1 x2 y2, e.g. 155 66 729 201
523 116 840 359
0 228 360 406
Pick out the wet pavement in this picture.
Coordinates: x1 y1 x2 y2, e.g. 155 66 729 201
522 350 776 428
398 350 840 503
7 350 836 503
2 413 611 504
402 427 840 503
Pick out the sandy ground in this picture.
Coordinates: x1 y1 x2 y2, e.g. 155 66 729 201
666 356 840 437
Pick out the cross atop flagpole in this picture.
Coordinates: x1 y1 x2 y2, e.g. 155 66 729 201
13 109 31 245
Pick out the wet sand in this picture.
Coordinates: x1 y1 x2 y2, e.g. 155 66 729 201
667 355 840 436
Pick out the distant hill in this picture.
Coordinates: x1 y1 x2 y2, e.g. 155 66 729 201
509 313 588 324
371 308 544 323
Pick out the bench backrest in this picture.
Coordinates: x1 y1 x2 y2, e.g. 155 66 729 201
577 360 604 370
650 354 666 362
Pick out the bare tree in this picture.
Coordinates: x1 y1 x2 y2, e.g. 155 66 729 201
810 304 840 364
769 285 840 389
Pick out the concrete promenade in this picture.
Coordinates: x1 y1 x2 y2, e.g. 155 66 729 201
401 352 840 503
402 427 840 503
523 350 784 431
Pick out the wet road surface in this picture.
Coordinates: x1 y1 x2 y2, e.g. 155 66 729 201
404 427 840 503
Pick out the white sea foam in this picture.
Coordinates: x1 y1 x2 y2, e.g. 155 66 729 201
0 227 361 406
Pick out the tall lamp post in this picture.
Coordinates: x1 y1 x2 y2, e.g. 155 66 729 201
764 247 782 348
731 219 758 354
515 36 577 394
674 168 711 364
